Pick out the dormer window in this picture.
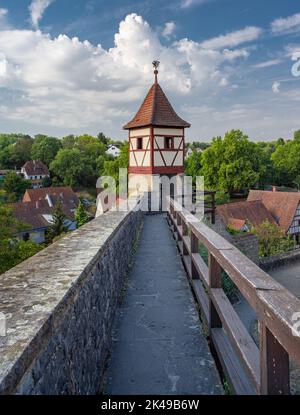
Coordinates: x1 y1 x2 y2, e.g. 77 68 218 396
164 137 174 149
137 137 143 150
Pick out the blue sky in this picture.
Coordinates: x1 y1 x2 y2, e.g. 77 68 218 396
0 0 299 141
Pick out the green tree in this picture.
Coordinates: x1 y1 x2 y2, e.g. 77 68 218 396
0 204 41 274
31 135 62 165
75 200 90 227
201 130 260 194
46 201 68 243
3 172 31 200
10 136 33 168
42 176 52 188
101 142 129 187
294 129 300 142
184 151 202 181
191 141 210 150
97 132 109 146
50 148 86 186
74 134 106 185
0 134 20 169
271 140 300 186
61 135 76 149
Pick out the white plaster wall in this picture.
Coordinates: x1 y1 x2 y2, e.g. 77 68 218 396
129 128 150 137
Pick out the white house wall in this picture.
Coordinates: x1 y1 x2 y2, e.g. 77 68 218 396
153 128 183 136
130 153 137 166
173 152 184 166
154 152 164 166
129 128 150 137
142 152 151 167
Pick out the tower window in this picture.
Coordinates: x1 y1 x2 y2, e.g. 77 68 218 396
137 137 143 150
164 137 174 149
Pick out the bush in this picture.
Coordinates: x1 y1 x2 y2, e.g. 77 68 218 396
252 220 295 258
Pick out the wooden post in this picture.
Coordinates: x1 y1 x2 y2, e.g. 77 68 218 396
260 323 290 395
211 192 216 225
191 231 199 280
173 210 177 232
208 254 222 330
182 220 188 255
177 213 182 241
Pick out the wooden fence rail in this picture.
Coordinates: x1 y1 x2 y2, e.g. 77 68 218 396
167 196 300 395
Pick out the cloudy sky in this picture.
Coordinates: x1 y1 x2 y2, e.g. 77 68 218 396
0 0 299 141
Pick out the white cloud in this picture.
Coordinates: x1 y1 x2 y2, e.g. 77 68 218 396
29 0 55 29
253 59 281 69
285 44 300 57
162 21 176 39
201 26 262 50
0 8 9 29
272 81 280 93
271 12 300 34
0 8 7 18
6 12 298 141
180 0 212 8
0 13 253 133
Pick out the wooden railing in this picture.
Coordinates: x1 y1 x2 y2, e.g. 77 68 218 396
167 197 300 395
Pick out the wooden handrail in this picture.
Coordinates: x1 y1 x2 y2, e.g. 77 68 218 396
167 196 300 395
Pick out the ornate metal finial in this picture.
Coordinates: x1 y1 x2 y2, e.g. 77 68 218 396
152 60 160 83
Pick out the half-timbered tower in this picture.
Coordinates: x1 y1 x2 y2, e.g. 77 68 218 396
123 62 190 194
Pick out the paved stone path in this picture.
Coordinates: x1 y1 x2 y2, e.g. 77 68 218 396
105 214 223 395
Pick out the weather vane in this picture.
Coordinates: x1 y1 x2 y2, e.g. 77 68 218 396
152 60 160 83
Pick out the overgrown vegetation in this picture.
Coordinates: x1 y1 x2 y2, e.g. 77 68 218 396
0 204 42 274
252 220 295 258
75 200 90 228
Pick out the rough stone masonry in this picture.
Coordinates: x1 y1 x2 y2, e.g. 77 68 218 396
0 205 143 394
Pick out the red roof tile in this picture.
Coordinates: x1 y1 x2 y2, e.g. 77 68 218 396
217 200 277 229
23 187 77 204
123 82 190 129
22 160 49 176
227 218 246 231
247 190 300 233
13 187 79 230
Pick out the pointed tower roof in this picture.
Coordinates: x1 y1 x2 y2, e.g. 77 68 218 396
123 62 190 130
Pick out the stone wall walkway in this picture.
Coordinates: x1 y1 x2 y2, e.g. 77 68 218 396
105 214 223 395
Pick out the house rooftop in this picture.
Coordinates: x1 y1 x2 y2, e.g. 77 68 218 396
248 190 300 233
13 187 79 230
217 199 277 230
22 160 49 176
123 78 190 130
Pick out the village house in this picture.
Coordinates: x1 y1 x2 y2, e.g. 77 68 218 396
248 189 300 244
217 199 277 232
13 187 79 243
106 145 120 158
21 160 50 189
217 189 300 245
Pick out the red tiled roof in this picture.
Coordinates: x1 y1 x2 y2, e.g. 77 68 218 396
23 187 77 204
123 82 190 129
217 200 277 229
13 187 79 230
22 160 49 176
12 202 50 229
227 218 246 231
247 190 300 233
